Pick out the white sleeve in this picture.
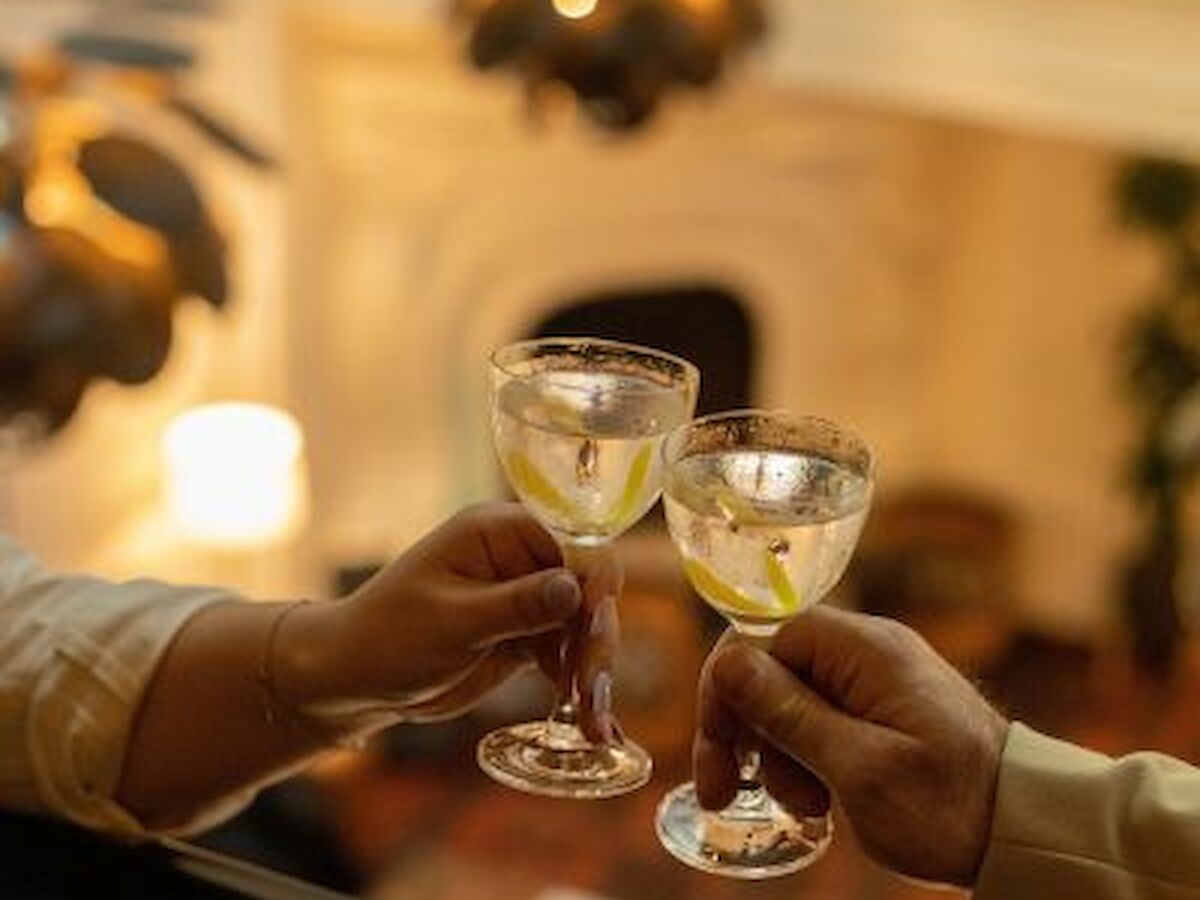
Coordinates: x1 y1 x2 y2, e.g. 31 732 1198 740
975 723 1200 899
0 535 248 838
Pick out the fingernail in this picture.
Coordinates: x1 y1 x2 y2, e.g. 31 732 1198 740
592 671 615 744
593 670 613 715
544 572 581 616
590 596 617 638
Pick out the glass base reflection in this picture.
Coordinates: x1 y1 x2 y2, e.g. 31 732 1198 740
477 720 652 800
655 781 833 879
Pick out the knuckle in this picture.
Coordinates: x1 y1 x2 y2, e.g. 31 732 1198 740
871 615 908 642
869 616 921 657
454 502 496 526
760 689 815 750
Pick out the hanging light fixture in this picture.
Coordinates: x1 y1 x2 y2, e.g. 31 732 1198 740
455 0 767 132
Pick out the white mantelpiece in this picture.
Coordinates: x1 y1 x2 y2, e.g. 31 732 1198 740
763 0 1200 159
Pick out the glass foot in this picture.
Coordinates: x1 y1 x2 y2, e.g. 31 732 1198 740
477 720 652 799
656 782 832 879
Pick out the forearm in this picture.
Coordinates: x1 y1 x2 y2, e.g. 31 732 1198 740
116 599 358 832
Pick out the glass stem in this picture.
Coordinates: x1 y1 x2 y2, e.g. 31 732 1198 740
727 628 774 814
549 541 604 732
549 694 580 727
728 747 771 816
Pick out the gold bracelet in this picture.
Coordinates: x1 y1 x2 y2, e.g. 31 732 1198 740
255 600 349 750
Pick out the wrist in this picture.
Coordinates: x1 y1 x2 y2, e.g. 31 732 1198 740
271 598 403 735
272 599 350 706
961 711 1011 885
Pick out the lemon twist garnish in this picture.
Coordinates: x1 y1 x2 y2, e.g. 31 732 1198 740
507 441 659 533
504 451 575 520
764 549 802 614
682 557 775 618
715 487 761 527
605 442 652 528
542 397 588 434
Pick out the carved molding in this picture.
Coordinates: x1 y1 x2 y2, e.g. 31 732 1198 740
762 0 1200 158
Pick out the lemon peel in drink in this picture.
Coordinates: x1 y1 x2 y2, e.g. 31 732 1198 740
764 548 802 614
715 487 760 526
605 442 653 528
504 451 576 520
682 556 775 618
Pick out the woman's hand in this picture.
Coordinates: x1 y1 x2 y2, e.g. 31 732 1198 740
280 503 622 742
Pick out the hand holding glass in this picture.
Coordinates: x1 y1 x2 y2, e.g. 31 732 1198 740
480 338 700 799
656 410 874 878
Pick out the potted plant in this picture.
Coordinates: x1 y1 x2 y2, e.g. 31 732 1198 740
1114 157 1200 680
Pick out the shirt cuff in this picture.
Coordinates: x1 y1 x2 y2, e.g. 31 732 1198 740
975 723 1200 900
22 579 243 839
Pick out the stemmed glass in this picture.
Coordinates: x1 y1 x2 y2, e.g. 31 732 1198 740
656 410 875 878
479 337 700 799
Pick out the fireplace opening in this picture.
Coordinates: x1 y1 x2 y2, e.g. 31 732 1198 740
530 284 755 417
530 285 754 646
526 283 755 555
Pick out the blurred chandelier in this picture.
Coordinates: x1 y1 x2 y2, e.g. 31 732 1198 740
456 0 767 132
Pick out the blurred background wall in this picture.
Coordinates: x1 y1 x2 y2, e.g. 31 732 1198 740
0 0 1195 642
3 2 1200 897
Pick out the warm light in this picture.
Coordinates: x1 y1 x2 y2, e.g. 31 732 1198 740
25 160 168 270
164 403 309 548
24 163 89 227
553 0 598 20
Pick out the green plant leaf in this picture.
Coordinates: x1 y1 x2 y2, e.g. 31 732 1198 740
1116 158 1200 235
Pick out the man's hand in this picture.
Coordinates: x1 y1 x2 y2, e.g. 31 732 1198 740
696 608 1009 887
282 503 621 743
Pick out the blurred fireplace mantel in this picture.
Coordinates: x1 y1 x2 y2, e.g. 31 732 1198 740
763 0 1200 159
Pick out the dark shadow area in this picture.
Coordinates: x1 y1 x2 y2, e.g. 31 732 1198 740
531 284 756 418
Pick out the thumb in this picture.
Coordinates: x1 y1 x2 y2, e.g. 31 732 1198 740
459 568 582 647
712 643 888 787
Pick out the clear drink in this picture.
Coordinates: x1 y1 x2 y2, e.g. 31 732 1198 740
664 449 871 636
479 338 700 801
495 371 692 544
655 411 874 880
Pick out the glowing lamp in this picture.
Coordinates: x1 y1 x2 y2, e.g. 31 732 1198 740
164 403 309 548
553 0 598 19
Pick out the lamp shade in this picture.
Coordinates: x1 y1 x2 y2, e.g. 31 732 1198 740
164 402 308 548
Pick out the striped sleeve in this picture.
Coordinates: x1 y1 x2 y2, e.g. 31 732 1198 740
0 536 249 838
